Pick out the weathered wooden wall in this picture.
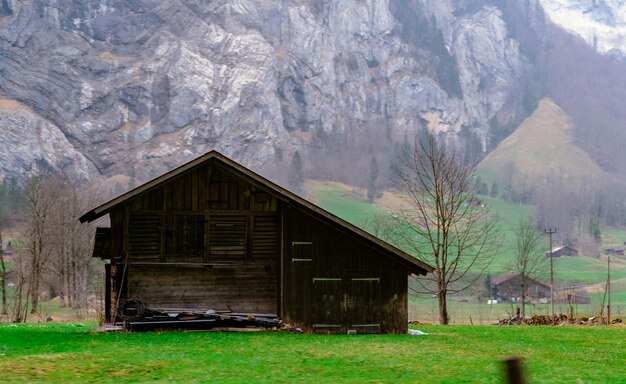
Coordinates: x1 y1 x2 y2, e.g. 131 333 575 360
282 206 408 334
108 161 280 316
127 263 277 313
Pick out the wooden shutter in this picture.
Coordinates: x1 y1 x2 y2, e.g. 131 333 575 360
252 214 279 258
208 214 247 261
128 214 162 259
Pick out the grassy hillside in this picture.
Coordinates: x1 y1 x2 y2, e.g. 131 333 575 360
478 98 604 185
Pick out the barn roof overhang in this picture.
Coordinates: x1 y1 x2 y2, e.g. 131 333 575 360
79 150 434 276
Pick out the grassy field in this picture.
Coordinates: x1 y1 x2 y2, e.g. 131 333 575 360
0 322 624 383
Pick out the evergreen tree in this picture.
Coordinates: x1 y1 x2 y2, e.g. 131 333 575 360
484 272 493 300
0 181 6 216
128 165 137 190
113 182 124 196
367 157 379 203
475 176 489 195
490 182 499 198
480 182 489 195
288 151 304 193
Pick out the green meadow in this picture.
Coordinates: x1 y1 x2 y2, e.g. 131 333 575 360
1 322 624 383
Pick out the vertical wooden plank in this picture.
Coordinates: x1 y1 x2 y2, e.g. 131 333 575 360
220 172 229 210
270 195 277 212
121 204 130 306
163 183 171 211
278 203 284 319
209 170 218 210
282 204 291 322
105 263 111 322
159 214 165 261
204 213 210 262
242 183 250 211
155 188 164 210
198 165 206 211
246 213 253 260
174 177 184 210
191 168 199 211
146 189 154 210
186 172 193 210
230 175 238 210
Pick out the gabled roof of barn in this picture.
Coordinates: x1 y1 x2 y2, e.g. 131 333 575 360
80 150 434 275
544 245 578 254
491 273 549 289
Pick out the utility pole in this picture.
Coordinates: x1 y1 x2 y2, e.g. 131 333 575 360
607 257 611 324
544 228 557 318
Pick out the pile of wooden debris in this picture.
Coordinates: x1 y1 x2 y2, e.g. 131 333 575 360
117 298 281 332
496 314 622 326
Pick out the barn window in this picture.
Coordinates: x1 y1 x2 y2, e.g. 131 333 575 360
251 214 279 259
128 214 162 259
208 214 247 261
133 212 254 262
164 214 205 259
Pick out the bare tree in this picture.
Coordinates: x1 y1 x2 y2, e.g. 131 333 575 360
392 131 500 324
510 217 546 318
22 176 63 314
10 240 30 322
50 179 98 309
0 184 9 316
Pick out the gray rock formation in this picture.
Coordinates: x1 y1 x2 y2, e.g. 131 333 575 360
0 0 535 182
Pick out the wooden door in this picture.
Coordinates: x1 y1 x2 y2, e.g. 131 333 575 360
348 277 381 334
309 274 381 333
311 277 344 332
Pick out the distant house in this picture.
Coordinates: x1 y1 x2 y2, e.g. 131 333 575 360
605 247 624 256
491 274 550 303
80 151 434 334
465 198 483 207
545 246 578 257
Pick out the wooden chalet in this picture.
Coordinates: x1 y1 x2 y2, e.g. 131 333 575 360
605 247 624 256
545 246 578 257
491 274 550 303
81 151 433 334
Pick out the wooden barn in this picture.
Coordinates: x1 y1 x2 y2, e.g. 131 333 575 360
545 246 579 257
491 274 550 303
80 151 433 334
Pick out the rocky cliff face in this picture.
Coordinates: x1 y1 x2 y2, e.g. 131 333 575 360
0 0 539 182
539 0 626 58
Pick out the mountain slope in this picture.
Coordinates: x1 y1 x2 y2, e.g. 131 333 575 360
479 98 603 183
